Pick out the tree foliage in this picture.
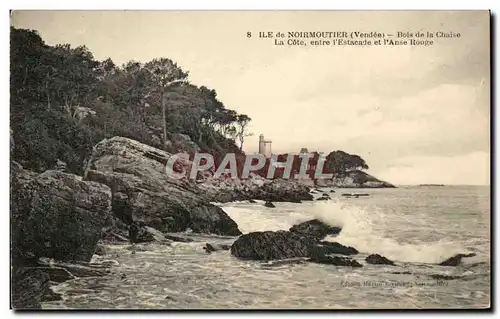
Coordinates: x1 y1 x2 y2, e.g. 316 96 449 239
325 150 369 174
10 27 251 174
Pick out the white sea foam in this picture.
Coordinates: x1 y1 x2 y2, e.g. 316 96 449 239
223 200 472 264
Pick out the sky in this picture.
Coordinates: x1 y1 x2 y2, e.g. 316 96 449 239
10 10 491 185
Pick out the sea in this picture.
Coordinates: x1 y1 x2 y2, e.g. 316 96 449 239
43 185 491 309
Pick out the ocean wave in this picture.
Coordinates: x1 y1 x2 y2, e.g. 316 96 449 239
223 200 474 264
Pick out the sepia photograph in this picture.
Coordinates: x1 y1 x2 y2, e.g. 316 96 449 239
9 10 491 310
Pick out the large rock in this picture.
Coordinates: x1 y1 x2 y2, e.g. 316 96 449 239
231 230 363 261
231 231 317 260
83 137 241 236
11 166 112 265
289 219 341 239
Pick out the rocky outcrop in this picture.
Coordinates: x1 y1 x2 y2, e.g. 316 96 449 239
10 164 113 309
83 137 241 236
365 254 396 266
314 170 395 188
11 165 112 265
200 175 314 203
231 231 318 260
439 253 476 266
289 219 341 239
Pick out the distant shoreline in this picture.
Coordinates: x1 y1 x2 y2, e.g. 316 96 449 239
418 184 445 187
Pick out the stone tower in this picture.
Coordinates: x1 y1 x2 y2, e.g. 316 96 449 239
258 134 272 157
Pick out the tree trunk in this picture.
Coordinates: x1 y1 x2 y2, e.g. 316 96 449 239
45 80 50 110
161 90 168 150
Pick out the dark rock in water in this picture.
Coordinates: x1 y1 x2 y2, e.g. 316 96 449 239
11 168 112 265
231 229 362 262
308 256 363 267
342 193 370 197
264 201 276 208
365 254 396 266
83 137 241 236
163 234 194 243
391 271 412 275
11 268 50 309
429 274 463 280
204 245 214 253
248 199 257 203
204 243 231 253
289 219 341 239
314 241 358 256
315 195 330 201
130 224 172 244
439 253 476 266
231 231 317 260
330 190 336 193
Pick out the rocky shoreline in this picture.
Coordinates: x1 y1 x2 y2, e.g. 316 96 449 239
10 136 467 309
